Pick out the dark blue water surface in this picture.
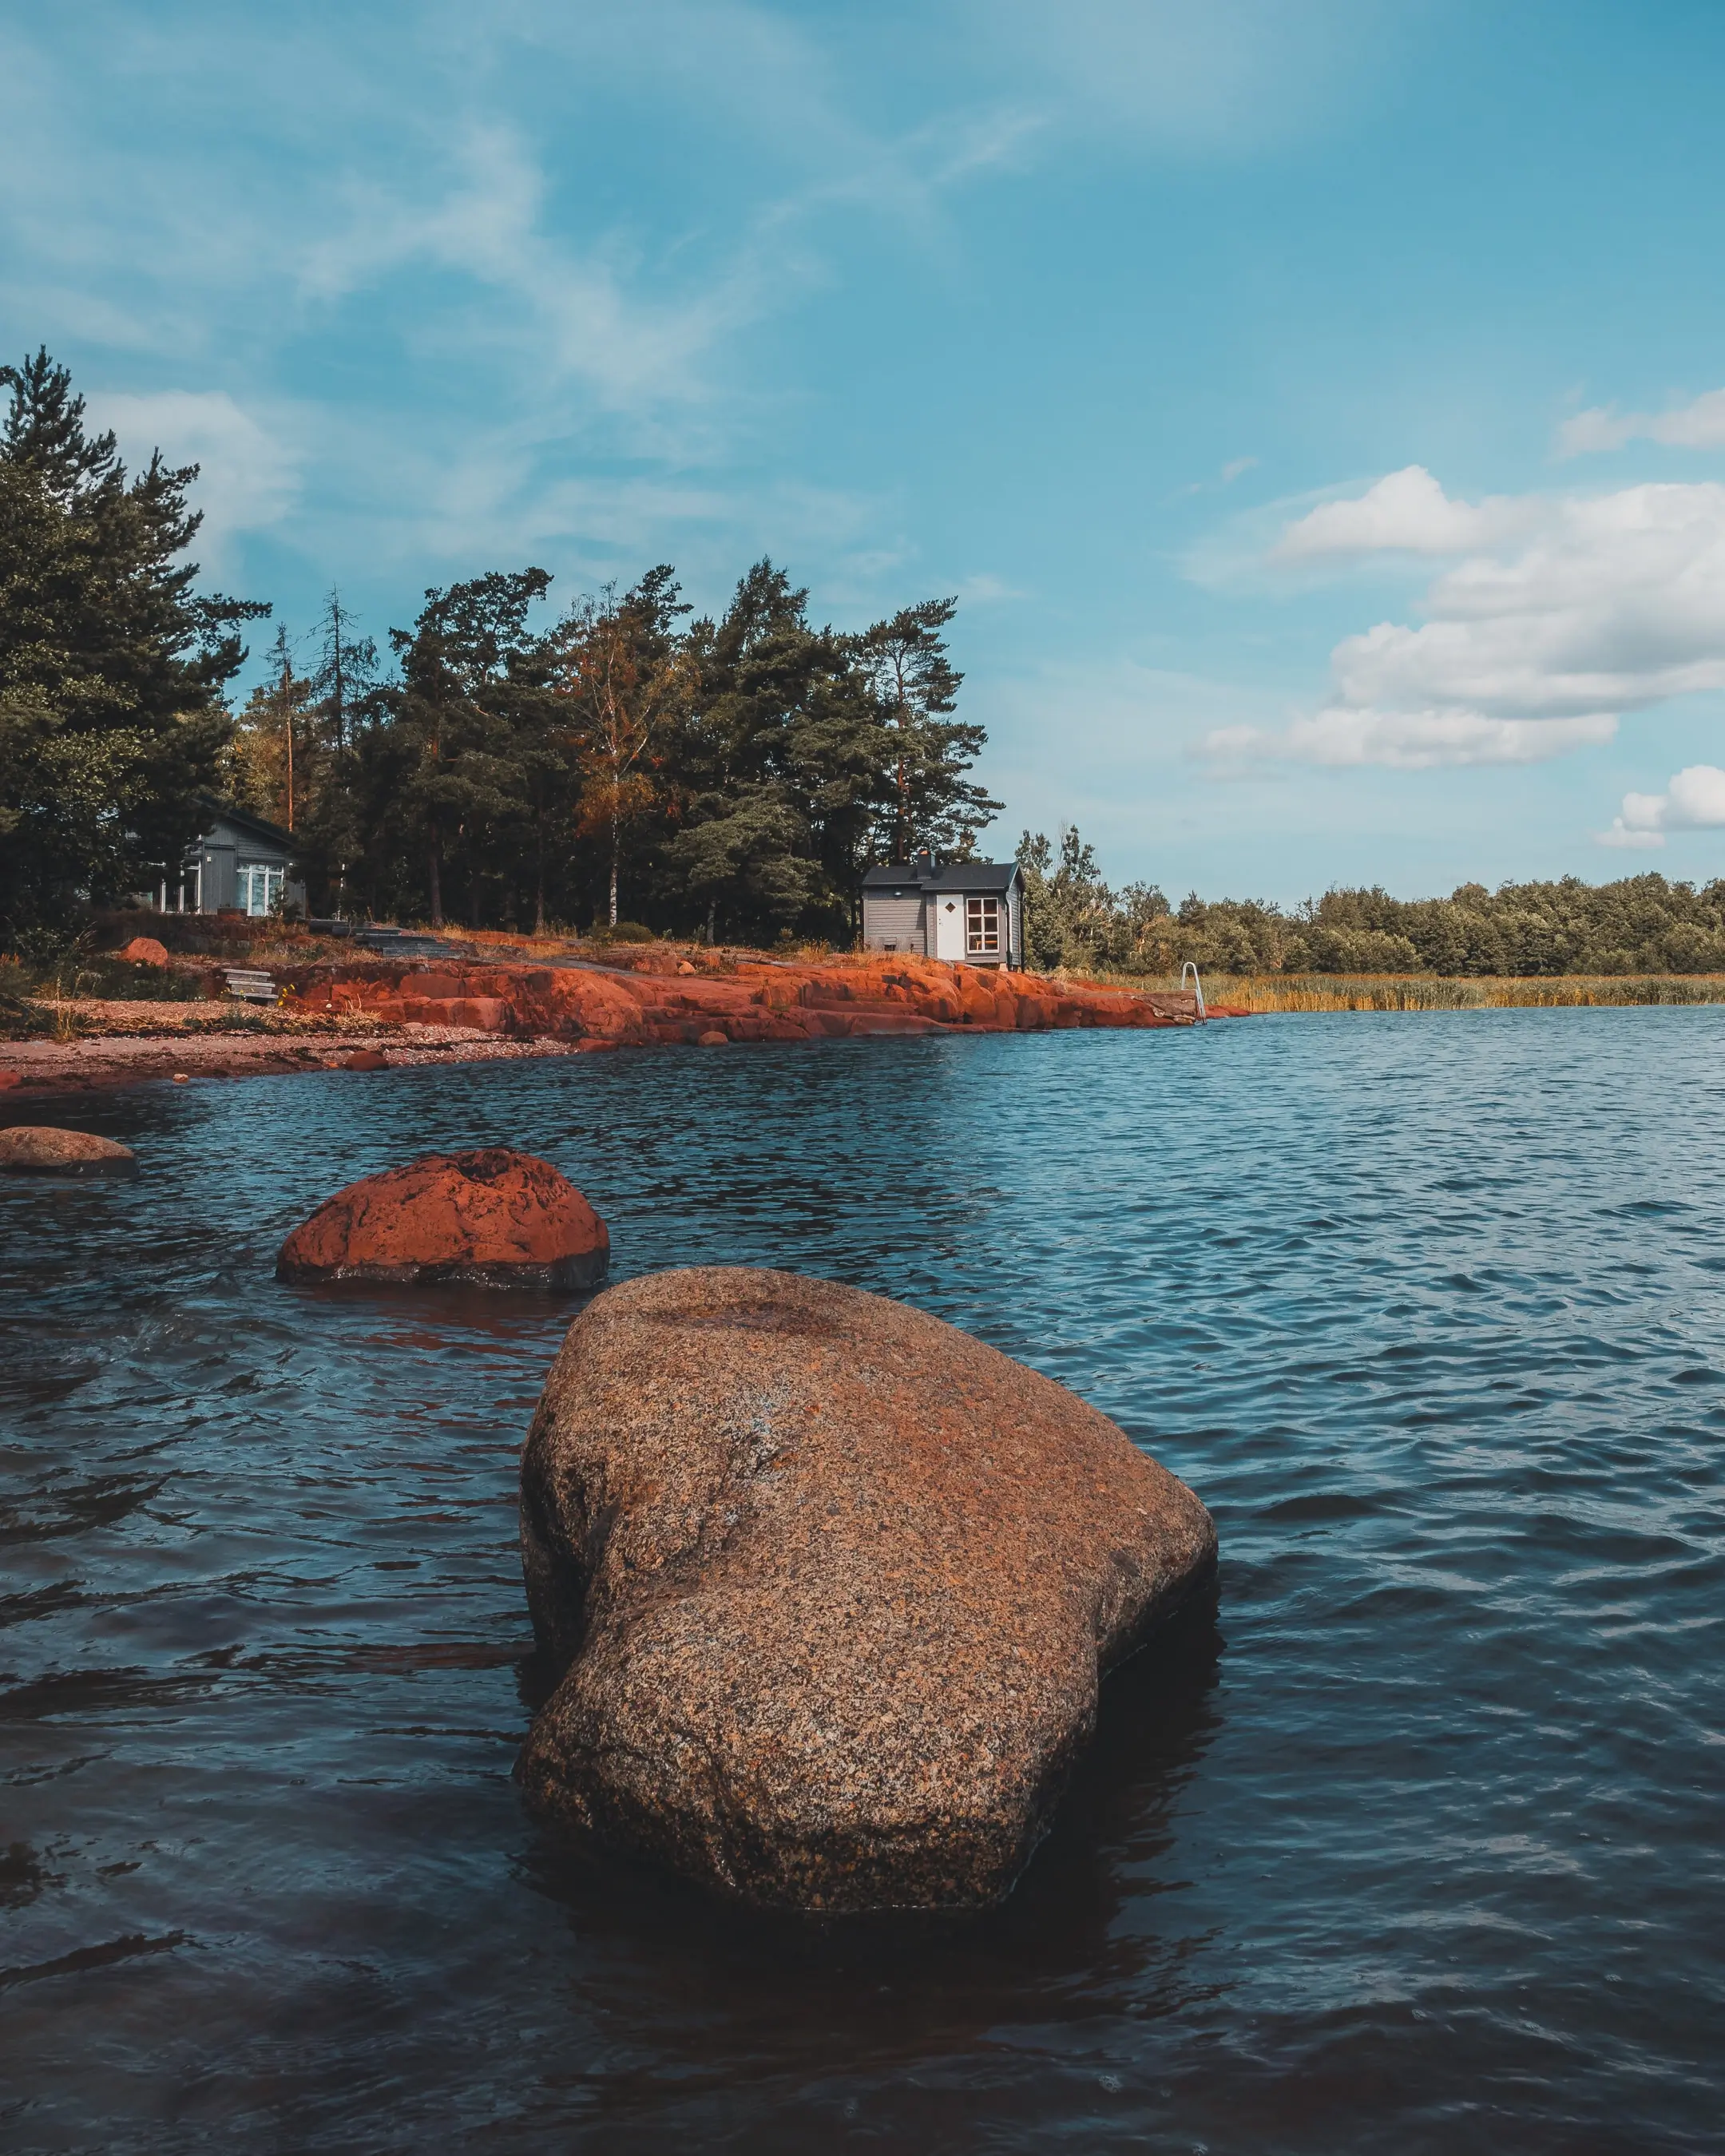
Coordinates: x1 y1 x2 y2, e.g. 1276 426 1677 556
2 1010 1722 2153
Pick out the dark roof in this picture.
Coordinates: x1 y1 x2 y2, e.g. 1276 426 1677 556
862 859 1019 894
197 796 295 851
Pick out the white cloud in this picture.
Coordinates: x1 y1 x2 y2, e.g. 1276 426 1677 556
1558 388 1725 458
1220 455 1258 485
1210 708 1614 771
1271 464 1536 561
1598 763 1725 849
85 390 299 570
1212 470 1725 770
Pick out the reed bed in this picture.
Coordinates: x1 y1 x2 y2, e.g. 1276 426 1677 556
1073 969 1725 1013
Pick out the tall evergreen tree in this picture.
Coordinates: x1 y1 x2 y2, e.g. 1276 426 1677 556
0 347 266 926
383 569 552 927
857 596 999 862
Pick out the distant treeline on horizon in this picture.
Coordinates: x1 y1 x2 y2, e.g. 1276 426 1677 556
1016 827 1725 980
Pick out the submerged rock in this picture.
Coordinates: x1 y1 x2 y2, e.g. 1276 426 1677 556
516 1266 1215 1912
0 1126 136 1174
276 1148 609 1290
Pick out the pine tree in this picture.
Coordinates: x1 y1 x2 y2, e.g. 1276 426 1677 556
856 597 1000 863
384 570 551 927
0 347 266 927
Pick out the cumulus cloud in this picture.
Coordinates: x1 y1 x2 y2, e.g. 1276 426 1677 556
1598 764 1725 849
1271 464 1536 561
1210 468 1725 770
1557 388 1725 458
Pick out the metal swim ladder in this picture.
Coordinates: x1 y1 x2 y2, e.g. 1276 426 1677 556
1180 961 1207 1021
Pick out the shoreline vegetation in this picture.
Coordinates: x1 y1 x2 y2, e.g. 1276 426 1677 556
1080 969 1725 1012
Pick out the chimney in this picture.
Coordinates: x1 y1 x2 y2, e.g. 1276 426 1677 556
914 848 935 878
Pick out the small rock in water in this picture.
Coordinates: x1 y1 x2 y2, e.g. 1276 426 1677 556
0 1127 136 1175
344 1048 388 1072
276 1147 609 1290
696 1029 729 1046
516 1266 1215 1912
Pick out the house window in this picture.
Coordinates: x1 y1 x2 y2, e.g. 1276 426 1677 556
966 895 1001 955
239 863 284 917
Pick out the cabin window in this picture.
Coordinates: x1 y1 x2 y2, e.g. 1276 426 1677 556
239 863 284 917
966 896 1001 955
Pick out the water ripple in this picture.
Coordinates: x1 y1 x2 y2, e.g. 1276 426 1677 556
2 1006 1722 2151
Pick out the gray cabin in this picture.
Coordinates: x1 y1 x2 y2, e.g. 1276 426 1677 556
860 853 1023 968
151 802 304 917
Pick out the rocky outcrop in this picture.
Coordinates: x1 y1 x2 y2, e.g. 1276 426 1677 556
278 953 1233 1048
276 1148 609 1290
516 1266 1215 1912
0 1126 136 1173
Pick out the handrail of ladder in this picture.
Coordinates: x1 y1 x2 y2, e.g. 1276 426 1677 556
1180 961 1207 1021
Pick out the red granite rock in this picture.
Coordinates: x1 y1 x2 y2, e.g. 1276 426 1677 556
276 1147 609 1290
119 936 170 967
0 1126 136 1173
516 1266 1215 1912
344 1048 387 1072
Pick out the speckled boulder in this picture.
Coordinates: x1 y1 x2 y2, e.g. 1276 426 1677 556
0 1127 135 1174
119 936 169 967
276 1148 609 1290
516 1266 1215 1912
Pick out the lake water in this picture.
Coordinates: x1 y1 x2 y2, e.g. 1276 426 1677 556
2 1010 1721 2154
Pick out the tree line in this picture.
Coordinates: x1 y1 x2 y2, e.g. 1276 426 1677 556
8 344 1723 974
0 347 999 944
1017 826 1725 977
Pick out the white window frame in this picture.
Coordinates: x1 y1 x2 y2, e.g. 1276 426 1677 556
238 863 285 917
966 894 1001 956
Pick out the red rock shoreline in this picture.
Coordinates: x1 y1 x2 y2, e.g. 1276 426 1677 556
0 952 1243 1098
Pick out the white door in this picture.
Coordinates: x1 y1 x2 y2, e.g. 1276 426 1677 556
932 894 966 960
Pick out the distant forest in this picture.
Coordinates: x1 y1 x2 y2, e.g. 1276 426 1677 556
1017 826 1725 978
6 344 1724 974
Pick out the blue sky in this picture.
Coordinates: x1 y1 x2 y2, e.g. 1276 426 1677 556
8 0 1725 902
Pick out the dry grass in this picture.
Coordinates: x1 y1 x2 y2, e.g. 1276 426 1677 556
1068 969 1725 1012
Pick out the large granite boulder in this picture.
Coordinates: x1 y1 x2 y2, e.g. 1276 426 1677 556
516 1266 1215 1912
276 1148 609 1290
0 1127 136 1174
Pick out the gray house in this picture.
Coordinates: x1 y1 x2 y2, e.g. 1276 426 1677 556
860 853 1023 968
153 802 303 917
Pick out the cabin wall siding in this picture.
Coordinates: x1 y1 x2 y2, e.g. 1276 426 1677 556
862 892 926 954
